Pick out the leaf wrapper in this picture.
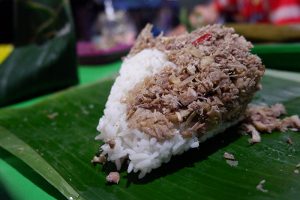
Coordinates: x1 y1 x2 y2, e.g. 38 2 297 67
0 0 78 107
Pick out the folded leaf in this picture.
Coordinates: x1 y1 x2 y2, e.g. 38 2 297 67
0 0 78 107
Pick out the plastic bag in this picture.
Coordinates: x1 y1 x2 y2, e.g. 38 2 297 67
0 0 78 107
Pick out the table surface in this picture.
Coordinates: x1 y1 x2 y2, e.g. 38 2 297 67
1 60 300 200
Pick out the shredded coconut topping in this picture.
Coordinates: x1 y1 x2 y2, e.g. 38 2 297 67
243 104 300 143
126 24 265 140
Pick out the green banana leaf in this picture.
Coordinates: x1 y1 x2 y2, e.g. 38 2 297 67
252 44 300 72
227 24 300 43
1 70 300 200
228 24 300 72
0 0 78 107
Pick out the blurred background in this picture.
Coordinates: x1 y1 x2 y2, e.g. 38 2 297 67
0 0 300 106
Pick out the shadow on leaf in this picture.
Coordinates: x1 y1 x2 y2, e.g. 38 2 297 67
100 125 242 186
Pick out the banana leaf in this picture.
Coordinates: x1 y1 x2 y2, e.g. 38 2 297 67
226 24 300 43
0 0 78 107
252 44 300 72
230 24 300 72
1 70 300 200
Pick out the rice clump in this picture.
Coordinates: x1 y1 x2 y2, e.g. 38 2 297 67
96 49 200 178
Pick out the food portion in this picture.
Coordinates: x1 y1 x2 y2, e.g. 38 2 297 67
106 172 120 184
95 24 265 178
243 103 300 144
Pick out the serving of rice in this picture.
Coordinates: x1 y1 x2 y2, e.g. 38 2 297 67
96 49 200 178
95 24 265 178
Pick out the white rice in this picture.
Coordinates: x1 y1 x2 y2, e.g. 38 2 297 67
96 49 236 178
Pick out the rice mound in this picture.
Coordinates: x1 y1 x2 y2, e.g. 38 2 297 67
96 49 201 178
96 24 264 178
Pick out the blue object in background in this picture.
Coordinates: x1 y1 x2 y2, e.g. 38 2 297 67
93 0 179 35
112 0 162 10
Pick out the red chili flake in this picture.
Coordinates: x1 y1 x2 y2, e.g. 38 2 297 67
192 33 212 46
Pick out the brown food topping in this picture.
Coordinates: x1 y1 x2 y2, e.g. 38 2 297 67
226 160 239 167
91 154 106 165
244 124 261 144
223 152 235 160
126 24 264 140
106 172 120 184
244 104 299 132
243 103 300 143
107 140 116 149
223 152 238 167
127 108 175 140
256 180 268 193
